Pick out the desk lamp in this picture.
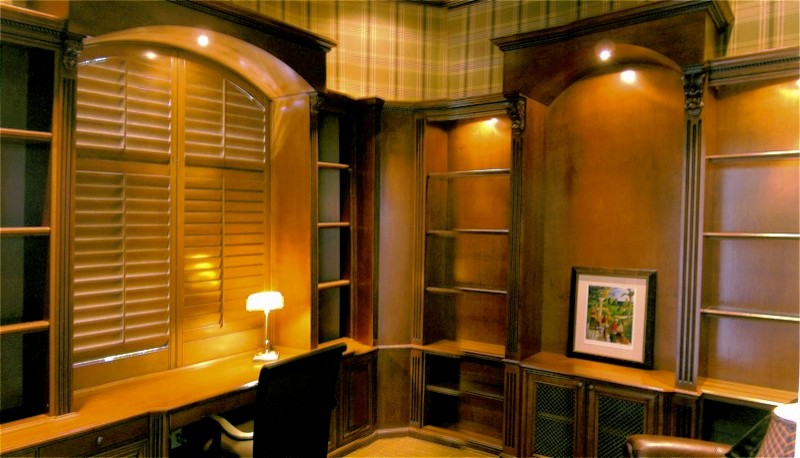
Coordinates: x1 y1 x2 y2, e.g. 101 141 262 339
246 291 284 361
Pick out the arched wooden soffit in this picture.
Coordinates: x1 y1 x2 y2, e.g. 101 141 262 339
492 0 733 105
83 25 314 100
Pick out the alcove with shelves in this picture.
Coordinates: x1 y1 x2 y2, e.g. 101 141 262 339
697 47 799 394
416 97 516 453
316 106 355 344
0 4 67 423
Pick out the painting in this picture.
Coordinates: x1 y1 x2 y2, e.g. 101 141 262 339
568 267 656 369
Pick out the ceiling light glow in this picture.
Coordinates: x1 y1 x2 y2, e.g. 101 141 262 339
599 49 612 61
197 35 209 47
621 70 637 84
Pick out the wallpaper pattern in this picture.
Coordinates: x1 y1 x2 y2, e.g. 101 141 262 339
232 0 799 102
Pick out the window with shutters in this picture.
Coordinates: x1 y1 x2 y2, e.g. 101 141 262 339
73 45 269 386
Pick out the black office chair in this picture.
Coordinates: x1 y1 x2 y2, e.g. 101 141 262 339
203 343 346 458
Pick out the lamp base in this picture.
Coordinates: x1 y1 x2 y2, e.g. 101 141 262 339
253 350 279 362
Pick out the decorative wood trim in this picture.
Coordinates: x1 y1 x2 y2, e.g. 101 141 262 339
167 0 336 53
503 363 520 455
675 65 708 391
411 117 425 346
493 0 732 51
0 3 66 49
409 349 424 427
506 95 525 359
708 47 800 87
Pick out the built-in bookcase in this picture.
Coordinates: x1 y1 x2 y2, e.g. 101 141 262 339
316 110 355 343
698 49 800 393
418 99 514 452
311 94 380 349
0 4 75 423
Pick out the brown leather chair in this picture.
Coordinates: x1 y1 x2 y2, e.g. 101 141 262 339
623 434 732 457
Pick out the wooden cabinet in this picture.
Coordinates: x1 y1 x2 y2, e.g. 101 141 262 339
336 349 377 448
523 368 663 458
0 3 81 423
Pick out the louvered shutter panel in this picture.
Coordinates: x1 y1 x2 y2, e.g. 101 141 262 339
73 54 173 364
181 63 268 363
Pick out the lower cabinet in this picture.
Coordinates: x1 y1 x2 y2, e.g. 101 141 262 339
37 416 151 457
333 349 377 450
523 370 663 458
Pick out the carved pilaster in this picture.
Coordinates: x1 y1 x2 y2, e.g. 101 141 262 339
62 37 83 77
506 96 526 138
675 65 708 391
682 66 706 117
506 96 525 358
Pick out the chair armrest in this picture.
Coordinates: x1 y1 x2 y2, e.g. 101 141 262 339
207 414 254 442
624 434 732 458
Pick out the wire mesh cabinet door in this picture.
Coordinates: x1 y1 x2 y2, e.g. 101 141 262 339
523 371 586 458
585 382 662 458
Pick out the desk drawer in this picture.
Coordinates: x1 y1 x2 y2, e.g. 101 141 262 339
39 416 149 457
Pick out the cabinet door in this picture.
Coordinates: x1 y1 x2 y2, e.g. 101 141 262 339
337 351 376 447
523 371 585 458
585 383 661 458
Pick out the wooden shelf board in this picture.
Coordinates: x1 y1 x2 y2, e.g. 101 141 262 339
0 227 50 236
706 149 800 161
427 229 508 236
423 340 505 359
425 285 507 296
318 221 350 229
318 161 349 170
426 381 504 401
318 279 351 290
421 425 502 451
698 377 798 407
700 307 800 323
0 320 50 336
0 127 52 142
703 231 799 239
427 168 510 179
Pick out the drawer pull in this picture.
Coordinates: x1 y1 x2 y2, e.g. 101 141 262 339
96 436 104 446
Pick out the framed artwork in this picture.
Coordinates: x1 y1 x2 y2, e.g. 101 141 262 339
568 267 656 369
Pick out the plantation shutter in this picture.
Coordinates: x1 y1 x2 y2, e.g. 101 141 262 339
181 61 269 363
73 54 173 364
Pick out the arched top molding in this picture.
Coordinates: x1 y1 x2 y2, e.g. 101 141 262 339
493 0 733 105
67 0 333 93
84 25 314 99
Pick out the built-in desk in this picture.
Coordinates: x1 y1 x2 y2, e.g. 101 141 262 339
0 347 307 456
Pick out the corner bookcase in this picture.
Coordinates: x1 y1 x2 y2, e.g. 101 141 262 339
415 97 515 452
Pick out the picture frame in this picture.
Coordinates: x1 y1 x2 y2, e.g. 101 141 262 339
568 267 656 369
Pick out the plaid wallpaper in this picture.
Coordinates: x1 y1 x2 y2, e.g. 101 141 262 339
233 0 800 102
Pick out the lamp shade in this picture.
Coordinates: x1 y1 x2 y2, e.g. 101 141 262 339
246 291 284 312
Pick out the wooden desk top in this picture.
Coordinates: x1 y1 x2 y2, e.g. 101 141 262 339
0 340 373 454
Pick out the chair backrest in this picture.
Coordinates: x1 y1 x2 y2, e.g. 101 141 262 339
252 343 346 458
